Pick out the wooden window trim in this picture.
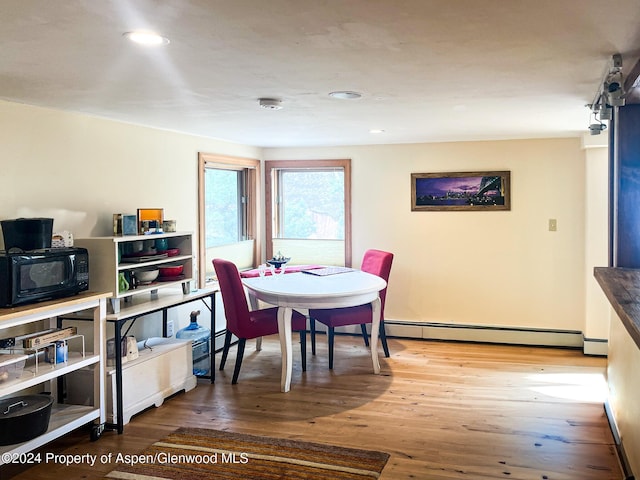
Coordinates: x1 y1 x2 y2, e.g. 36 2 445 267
265 159 352 267
198 153 261 286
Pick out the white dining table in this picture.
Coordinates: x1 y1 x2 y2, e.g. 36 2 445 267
242 270 387 392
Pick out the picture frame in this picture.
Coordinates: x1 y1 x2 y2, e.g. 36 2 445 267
411 171 511 211
137 208 164 234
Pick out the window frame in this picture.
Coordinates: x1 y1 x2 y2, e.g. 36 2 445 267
265 159 352 267
198 153 261 286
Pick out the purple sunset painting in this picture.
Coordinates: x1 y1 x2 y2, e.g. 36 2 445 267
414 174 505 207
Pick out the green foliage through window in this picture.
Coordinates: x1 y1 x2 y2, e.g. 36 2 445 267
205 168 241 247
279 170 344 240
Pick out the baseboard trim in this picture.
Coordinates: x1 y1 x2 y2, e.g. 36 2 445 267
380 320 584 348
605 400 636 480
301 320 607 352
583 337 608 356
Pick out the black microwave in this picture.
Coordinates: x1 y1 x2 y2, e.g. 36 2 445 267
0 247 89 307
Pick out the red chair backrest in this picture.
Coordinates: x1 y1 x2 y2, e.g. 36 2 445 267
361 249 394 313
213 258 253 338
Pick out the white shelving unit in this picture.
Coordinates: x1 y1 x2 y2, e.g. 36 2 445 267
74 233 213 434
67 337 197 426
0 292 108 463
76 232 194 313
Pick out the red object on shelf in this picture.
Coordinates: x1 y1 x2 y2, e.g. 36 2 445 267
158 274 185 282
159 264 184 277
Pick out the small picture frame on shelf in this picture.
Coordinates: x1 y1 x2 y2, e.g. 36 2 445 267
122 215 138 235
113 214 122 235
137 208 164 234
113 214 139 235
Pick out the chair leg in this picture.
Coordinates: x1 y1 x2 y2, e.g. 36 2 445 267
310 318 317 355
299 330 306 372
219 330 233 370
327 327 335 370
380 321 390 358
231 338 246 384
360 323 370 347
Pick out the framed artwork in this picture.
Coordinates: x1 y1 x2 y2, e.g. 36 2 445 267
411 171 511 211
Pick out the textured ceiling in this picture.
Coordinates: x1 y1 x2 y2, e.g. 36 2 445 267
1 0 639 147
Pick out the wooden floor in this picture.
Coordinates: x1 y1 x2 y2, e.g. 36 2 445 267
3 336 622 480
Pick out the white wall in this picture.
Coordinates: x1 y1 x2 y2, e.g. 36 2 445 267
0 100 260 338
0 100 260 240
1 99 609 342
608 309 640 475
265 138 600 336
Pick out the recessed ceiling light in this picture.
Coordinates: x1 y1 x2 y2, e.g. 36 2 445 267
259 98 283 110
329 91 363 100
369 129 385 134
123 31 170 46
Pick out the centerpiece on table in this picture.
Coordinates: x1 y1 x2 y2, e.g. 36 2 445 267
267 251 290 269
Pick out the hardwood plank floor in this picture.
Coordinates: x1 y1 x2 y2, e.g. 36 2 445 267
3 336 622 480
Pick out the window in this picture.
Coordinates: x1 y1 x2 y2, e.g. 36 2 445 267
265 159 351 266
198 153 260 285
205 168 244 247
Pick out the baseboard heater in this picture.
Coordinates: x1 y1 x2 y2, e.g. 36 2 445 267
219 320 605 353
357 320 586 349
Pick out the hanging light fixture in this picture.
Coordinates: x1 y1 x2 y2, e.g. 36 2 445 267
588 110 607 136
587 54 624 133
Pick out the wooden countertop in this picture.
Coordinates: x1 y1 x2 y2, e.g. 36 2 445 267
594 267 640 349
0 291 112 324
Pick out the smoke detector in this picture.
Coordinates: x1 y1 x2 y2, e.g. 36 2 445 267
259 98 282 110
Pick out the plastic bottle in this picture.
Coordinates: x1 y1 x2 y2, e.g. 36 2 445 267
176 310 210 376
118 272 129 292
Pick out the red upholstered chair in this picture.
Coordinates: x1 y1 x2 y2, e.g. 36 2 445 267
213 258 308 384
309 249 393 369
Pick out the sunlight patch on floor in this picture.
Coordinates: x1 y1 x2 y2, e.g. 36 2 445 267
527 373 608 403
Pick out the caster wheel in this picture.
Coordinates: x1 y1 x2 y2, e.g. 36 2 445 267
90 424 104 441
